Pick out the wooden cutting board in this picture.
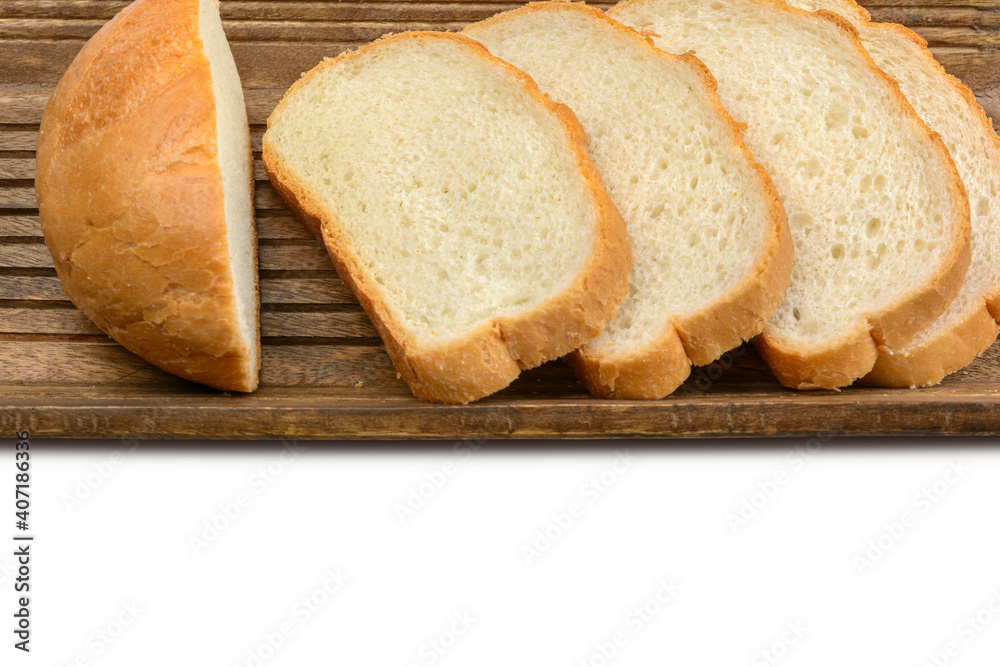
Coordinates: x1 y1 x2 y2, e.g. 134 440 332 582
2 0 999 440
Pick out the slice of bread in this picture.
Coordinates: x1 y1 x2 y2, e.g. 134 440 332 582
463 2 792 399
611 0 971 390
787 0 1000 387
35 0 260 392
262 32 630 404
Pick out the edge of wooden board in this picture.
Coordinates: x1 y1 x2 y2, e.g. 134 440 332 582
3 389 1000 439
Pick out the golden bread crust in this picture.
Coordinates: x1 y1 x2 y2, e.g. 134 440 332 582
862 303 1000 387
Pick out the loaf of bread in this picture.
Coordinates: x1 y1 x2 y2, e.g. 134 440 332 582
263 32 631 403
35 0 260 392
464 1 792 399
610 0 971 390
787 0 1000 387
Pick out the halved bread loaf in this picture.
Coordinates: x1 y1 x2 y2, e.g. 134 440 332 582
262 32 630 403
787 0 1000 387
611 0 971 390
464 2 792 399
35 0 260 392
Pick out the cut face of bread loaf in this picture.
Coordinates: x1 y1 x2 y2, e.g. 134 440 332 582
463 2 792 399
35 0 260 392
611 0 971 390
263 32 630 403
787 0 1000 387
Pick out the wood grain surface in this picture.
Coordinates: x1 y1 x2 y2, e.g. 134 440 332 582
2 0 1000 439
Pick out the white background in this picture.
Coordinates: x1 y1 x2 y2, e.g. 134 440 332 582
4 436 1000 667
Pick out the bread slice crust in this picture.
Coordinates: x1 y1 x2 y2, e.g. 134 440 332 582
788 0 1000 387
611 0 971 391
465 2 792 400
263 31 631 404
34 0 260 392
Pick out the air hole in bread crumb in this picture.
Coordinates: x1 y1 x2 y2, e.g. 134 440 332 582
865 217 882 238
801 157 822 179
825 103 849 130
790 212 813 228
831 244 845 260
977 197 990 217
792 308 801 321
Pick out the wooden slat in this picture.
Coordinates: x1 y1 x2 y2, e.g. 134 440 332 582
0 242 52 267
254 182 287 209
260 344 398 386
0 307 102 334
258 242 332 270
0 1 129 20
869 6 1000 26
258 277 355 303
911 25 1000 48
0 340 180 386
0 131 37 152
0 275 66 300
864 0 1000 7
256 213 313 240
261 310 376 337
4 380 1000 439
0 214 41 236
0 83 52 124
0 183 37 208
0 340 400 387
0 157 34 179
